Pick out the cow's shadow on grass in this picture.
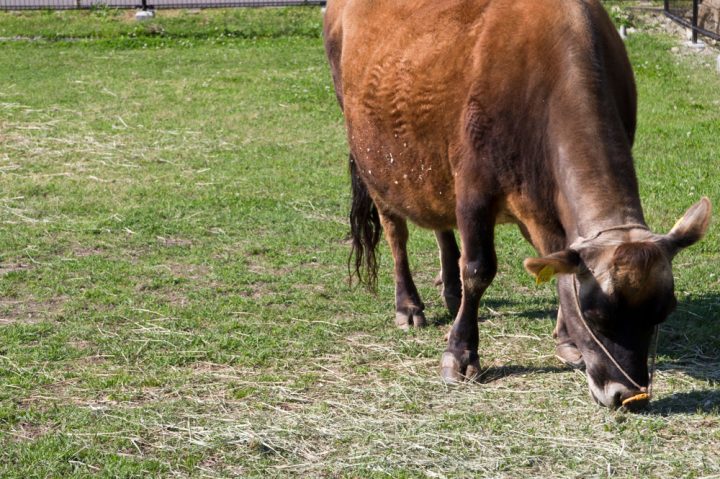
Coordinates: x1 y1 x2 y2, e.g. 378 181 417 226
475 364 568 383
431 297 556 326
646 292 720 415
649 389 720 415
656 292 720 381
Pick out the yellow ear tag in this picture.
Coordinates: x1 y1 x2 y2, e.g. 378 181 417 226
535 265 555 285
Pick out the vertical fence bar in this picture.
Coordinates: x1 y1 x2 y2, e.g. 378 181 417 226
142 0 148 10
664 0 669 12
691 0 699 43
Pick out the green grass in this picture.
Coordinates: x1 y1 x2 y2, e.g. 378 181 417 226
0 5 719 478
0 7 322 41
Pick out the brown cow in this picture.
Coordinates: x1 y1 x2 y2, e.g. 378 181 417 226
323 0 712 409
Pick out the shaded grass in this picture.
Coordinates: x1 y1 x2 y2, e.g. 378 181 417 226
0 5 719 478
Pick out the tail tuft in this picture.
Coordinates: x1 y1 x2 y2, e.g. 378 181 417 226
348 154 382 291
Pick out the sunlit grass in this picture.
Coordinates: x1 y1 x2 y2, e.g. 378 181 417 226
0 5 718 477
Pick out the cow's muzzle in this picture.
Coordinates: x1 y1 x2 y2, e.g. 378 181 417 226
590 381 650 411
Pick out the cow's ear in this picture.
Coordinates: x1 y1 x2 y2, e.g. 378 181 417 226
659 197 712 258
524 249 582 284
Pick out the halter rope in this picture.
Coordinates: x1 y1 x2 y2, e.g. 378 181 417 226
569 223 650 248
571 276 660 396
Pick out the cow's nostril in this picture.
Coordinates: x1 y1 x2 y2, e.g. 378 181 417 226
612 391 624 409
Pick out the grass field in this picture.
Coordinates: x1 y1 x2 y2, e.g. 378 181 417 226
0 5 719 478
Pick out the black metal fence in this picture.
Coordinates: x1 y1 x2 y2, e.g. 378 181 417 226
0 0 324 10
665 0 720 42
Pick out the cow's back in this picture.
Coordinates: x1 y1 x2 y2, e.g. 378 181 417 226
324 0 636 233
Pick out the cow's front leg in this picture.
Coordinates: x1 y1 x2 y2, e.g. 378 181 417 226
441 201 497 382
554 280 584 369
434 230 462 317
379 211 426 330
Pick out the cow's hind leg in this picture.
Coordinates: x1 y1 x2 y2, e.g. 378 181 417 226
379 212 426 330
441 199 497 382
434 230 462 317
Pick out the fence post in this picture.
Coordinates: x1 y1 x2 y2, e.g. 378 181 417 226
691 0 699 44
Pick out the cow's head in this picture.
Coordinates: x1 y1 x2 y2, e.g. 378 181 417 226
524 198 712 409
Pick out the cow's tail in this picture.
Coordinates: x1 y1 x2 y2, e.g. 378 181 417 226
348 153 381 291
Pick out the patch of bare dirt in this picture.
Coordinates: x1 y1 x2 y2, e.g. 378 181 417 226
0 262 31 275
18 379 79 410
8 422 52 443
0 297 66 325
76 353 110 366
157 236 193 248
71 246 104 258
293 283 327 295
190 361 244 375
240 282 271 300
164 290 189 308
165 263 209 280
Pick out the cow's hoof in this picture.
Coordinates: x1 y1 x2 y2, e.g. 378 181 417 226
440 351 480 384
395 308 427 330
555 342 585 370
442 294 461 318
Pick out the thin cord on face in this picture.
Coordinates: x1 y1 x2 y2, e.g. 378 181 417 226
571 276 658 395
569 224 650 249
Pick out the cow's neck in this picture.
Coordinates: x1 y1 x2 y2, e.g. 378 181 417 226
553 139 646 246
